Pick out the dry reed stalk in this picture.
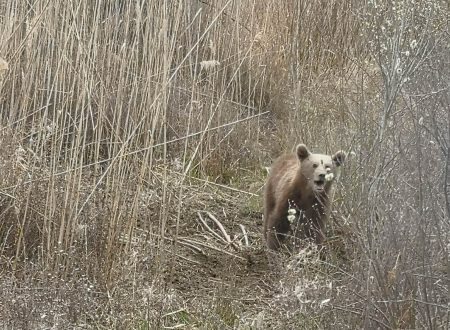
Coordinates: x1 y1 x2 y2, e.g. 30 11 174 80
206 211 231 243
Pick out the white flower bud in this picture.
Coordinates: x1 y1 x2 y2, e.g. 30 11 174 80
325 173 335 182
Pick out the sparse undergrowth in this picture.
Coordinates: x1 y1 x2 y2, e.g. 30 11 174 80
1 0 449 329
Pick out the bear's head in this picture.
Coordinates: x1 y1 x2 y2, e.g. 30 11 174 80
296 144 346 195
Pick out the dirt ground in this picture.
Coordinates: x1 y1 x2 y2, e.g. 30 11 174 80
0 176 346 329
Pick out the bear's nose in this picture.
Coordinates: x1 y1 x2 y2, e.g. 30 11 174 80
318 173 325 181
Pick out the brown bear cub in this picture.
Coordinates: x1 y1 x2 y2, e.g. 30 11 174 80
263 144 346 250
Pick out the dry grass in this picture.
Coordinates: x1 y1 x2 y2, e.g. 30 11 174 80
0 0 449 328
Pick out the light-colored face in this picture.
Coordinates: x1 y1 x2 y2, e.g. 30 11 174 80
296 144 346 194
301 153 334 193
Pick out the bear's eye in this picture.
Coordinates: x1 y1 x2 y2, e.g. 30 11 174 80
313 163 319 169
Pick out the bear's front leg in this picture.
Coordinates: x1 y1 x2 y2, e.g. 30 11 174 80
266 212 290 250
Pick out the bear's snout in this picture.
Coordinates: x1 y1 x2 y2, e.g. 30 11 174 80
314 172 327 184
313 172 327 192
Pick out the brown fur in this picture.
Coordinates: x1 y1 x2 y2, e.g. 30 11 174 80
263 144 345 250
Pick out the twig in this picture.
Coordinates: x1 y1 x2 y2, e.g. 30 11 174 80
179 237 245 261
168 251 201 265
163 325 185 329
162 308 187 318
169 169 258 196
197 212 227 243
170 238 205 255
206 211 231 243
412 299 449 310
239 224 249 246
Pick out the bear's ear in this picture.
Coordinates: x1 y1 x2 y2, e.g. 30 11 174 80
332 150 346 166
296 144 310 161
